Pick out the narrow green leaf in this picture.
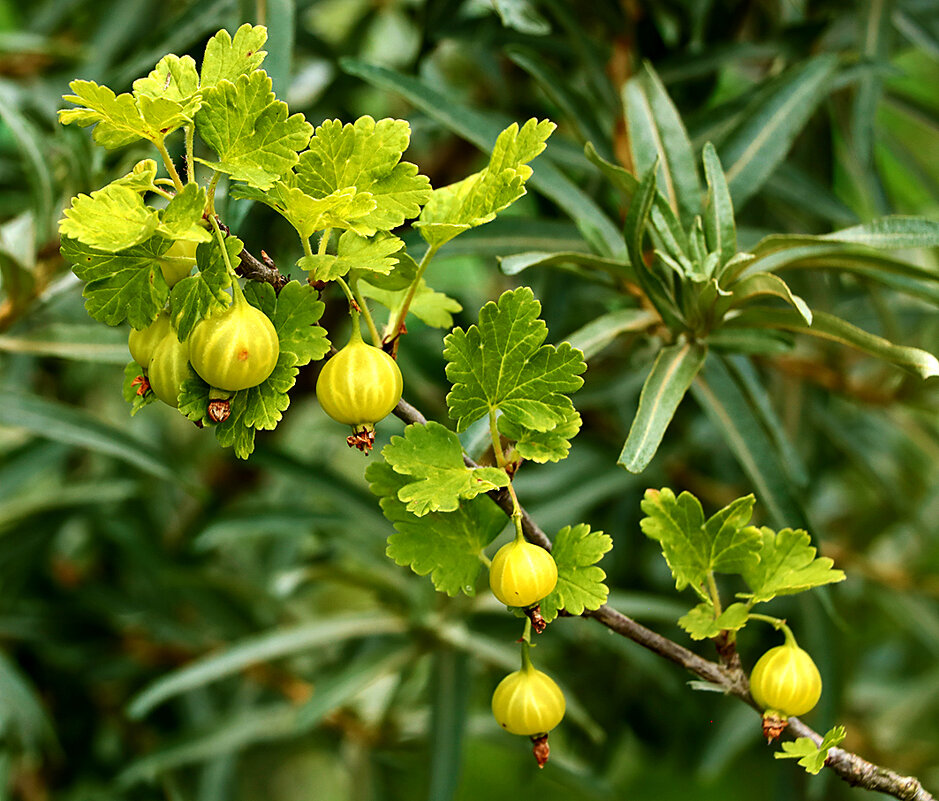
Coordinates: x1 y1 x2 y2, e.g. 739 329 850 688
0 325 129 363
339 58 626 259
726 272 812 324
624 62 702 225
127 613 405 719
691 357 808 529
725 307 939 379
0 93 53 238
720 56 837 206
702 142 737 270
566 308 659 360
498 250 633 281
619 340 707 473
821 215 939 249
852 0 889 165
0 391 175 481
427 647 469 801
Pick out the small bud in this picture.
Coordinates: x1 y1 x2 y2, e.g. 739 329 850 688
531 734 550 768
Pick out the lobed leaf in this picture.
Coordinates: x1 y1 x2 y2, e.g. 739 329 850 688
381 422 509 516
200 24 268 88
367 461 506 597
443 286 585 433
60 184 159 252
741 527 846 603
169 239 235 341
539 524 613 622
498 405 582 463
678 601 750 640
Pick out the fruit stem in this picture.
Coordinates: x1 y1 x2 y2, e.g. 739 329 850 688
749 613 798 646
348 273 382 348
488 408 525 544
154 138 185 193
387 243 439 346
210 215 246 306
521 618 533 652
706 570 723 617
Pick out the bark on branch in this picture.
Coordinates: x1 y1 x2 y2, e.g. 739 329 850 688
391 396 936 801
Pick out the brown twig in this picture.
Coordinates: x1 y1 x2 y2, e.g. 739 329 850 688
389 396 936 801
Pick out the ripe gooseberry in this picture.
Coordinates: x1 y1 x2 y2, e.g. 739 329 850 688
159 239 198 287
188 284 279 391
491 647 565 737
489 538 558 608
128 312 172 369
749 635 822 719
147 332 193 408
315 323 402 446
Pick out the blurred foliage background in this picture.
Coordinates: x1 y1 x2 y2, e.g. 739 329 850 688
0 0 937 799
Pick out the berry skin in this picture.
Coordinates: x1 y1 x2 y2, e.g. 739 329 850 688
147 333 193 408
492 662 565 736
159 239 198 287
489 539 558 608
316 331 403 427
749 642 822 718
189 301 279 391
128 313 172 369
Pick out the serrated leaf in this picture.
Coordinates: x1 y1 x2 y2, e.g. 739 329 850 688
121 360 157 416
639 488 762 596
234 181 376 239
416 119 554 248
156 184 212 243
539 524 612 622
367 461 507 596
195 70 312 190
741 527 846 603
360 251 419 292
61 236 170 328
112 159 160 193
299 231 403 282
178 375 211 426
59 184 159 251
200 24 268 88
169 239 236 340
133 54 200 104
618 341 707 473
260 280 329 366
358 278 462 329
498 405 581 463
381 422 509 516
678 601 750 640
775 726 846 775
296 116 431 232
444 286 585 433
59 80 162 147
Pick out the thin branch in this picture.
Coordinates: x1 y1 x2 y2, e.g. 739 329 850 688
236 247 289 292
390 395 936 801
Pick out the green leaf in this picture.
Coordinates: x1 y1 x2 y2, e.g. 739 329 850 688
725 272 812 325
156 183 212 243
678 601 750 640
618 341 707 473
702 142 737 270
358 277 462 329
111 159 160 193
132 54 200 104
121 360 157 416
741 527 846 604
775 726 847 775
168 239 235 341
200 24 268 88
361 251 418 291
59 183 159 252
691 355 808 529
296 116 431 232
498 250 634 282
59 80 179 147
498 405 582 463
624 62 702 225
366 461 507 597
415 119 555 248
61 235 170 328
565 308 659 360
259 280 329 366
0 391 175 481
299 231 403 282
381 422 509 516
820 216 939 249
443 286 586 432
195 70 313 190
539 523 612 622
724 307 939 379
639 488 762 595
720 56 837 206
340 59 625 259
